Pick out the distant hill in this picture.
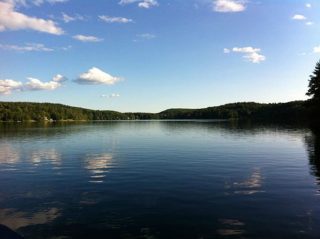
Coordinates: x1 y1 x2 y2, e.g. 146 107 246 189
159 101 307 120
0 101 309 122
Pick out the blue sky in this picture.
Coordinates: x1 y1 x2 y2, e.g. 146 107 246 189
0 0 319 112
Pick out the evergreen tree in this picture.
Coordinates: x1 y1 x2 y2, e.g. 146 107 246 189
307 60 320 101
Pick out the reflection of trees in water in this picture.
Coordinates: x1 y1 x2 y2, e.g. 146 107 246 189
305 127 320 179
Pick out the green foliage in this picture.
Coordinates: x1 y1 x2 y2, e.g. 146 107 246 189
0 101 307 122
0 102 127 121
305 60 320 118
159 101 307 120
307 60 320 101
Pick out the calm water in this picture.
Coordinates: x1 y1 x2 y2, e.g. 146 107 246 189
0 121 320 239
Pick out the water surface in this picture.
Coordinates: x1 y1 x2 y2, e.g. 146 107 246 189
0 121 319 238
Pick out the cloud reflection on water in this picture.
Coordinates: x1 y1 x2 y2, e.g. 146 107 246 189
0 144 20 165
30 149 61 167
0 208 60 230
84 153 114 183
225 168 264 195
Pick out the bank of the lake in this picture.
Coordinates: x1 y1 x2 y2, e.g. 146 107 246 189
0 100 309 122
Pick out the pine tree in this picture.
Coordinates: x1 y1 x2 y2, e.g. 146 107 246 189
307 60 320 101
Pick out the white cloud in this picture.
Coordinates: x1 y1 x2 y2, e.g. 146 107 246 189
32 0 43 6
52 74 67 82
0 74 66 94
73 34 103 42
7 0 27 7
314 46 320 53
29 0 69 6
306 3 311 8
224 47 266 63
25 74 66 90
0 79 23 94
11 0 69 6
62 12 74 23
213 0 246 13
25 77 58 90
47 0 68 3
101 93 120 98
0 1 64 35
119 0 158 9
110 93 120 97
99 15 133 23
292 14 306 20
134 33 156 42
138 0 158 8
0 43 53 52
136 33 156 39
119 0 137 4
306 21 314 26
61 45 72 51
75 67 121 85
223 48 231 53
61 12 85 23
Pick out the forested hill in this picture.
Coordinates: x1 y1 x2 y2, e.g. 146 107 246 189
0 101 308 122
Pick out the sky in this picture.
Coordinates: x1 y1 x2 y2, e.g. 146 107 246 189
0 0 319 112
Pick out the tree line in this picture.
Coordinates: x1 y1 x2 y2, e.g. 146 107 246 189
0 101 308 122
0 59 319 122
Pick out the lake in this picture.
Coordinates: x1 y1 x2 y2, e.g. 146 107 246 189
0 121 320 239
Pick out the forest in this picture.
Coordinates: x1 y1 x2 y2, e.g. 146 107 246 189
0 100 309 122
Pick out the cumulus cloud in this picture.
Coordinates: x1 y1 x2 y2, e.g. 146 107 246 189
25 74 67 90
0 74 66 94
314 46 320 53
306 3 311 8
73 34 103 42
138 0 158 8
25 78 60 90
0 79 23 94
99 15 133 23
292 14 314 26
119 0 159 9
213 0 246 12
61 12 85 23
0 1 64 35
292 14 306 20
224 47 266 63
52 74 67 82
0 43 53 52
75 67 121 85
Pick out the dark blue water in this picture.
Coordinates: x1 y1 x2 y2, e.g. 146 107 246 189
0 121 320 238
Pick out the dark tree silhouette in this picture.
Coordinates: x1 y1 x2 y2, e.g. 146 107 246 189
305 126 320 181
307 60 320 101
